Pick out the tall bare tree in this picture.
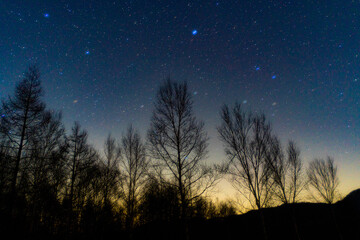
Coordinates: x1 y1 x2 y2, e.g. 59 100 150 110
267 139 306 204
65 122 97 210
0 65 45 206
217 103 274 209
307 157 340 204
26 110 67 231
286 141 305 203
0 137 12 194
148 79 217 219
120 125 148 229
27 111 67 194
101 134 121 207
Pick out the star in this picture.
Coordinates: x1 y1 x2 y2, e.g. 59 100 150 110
85 50 90 55
44 13 49 18
192 30 198 35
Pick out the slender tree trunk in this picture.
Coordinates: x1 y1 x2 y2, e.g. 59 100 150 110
259 208 268 240
289 205 301 240
69 152 77 208
330 205 343 240
10 108 29 218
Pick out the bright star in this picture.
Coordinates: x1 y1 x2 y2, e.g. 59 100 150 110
192 30 198 35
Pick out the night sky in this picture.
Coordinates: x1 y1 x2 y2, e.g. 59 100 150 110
1 0 359 197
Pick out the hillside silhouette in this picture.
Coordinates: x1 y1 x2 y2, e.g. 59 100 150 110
134 189 360 240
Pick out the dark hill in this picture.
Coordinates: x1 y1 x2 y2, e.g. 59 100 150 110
337 188 360 213
134 189 360 240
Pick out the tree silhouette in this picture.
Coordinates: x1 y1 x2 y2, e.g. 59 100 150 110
120 125 149 230
307 157 340 204
65 122 97 213
0 137 12 195
267 140 306 204
26 110 67 231
101 134 121 207
0 65 46 207
139 178 180 223
217 103 274 209
148 79 217 219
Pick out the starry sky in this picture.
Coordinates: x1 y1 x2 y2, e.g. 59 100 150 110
1 0 359 198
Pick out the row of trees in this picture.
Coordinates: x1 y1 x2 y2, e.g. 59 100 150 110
0 66 341 238
217 103 341 209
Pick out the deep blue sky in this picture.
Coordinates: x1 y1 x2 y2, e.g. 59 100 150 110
1 0 359 195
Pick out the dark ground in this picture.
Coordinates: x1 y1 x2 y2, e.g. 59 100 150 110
2 189 360 240
134 189 360 240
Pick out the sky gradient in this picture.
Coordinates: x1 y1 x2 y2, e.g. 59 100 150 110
1 0 359 198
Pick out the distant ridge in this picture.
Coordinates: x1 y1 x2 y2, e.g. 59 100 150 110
134 188 360 240
339 188 360 203
337 188 360 213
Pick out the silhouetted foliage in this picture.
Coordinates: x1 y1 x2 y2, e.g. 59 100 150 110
139 178 180 223
190 197 236 219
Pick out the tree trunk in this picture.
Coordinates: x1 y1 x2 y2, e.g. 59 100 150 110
259 208 268 240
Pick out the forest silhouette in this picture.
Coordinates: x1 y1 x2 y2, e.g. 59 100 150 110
0 66 358 240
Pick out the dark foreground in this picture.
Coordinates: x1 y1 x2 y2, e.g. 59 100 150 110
135 190 360 240
2 189 360 240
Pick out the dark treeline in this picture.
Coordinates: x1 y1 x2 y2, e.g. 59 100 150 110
0 66 344 240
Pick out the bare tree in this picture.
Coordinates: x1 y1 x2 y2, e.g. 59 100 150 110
0 137 12 194
101 134 121 207
25 110 67 231
27 111 67 194
65 122 97 210
147 79 217 219
287 141 306 203
217 103 274 210
120 125 149 229
267 140 306 204
307 157 340 204
0 65 45 201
